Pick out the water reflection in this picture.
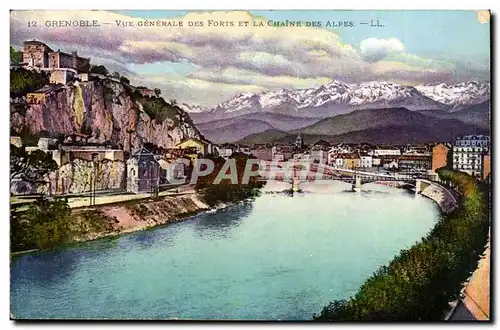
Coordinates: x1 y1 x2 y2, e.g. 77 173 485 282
124 221 185 250
11 249 83 284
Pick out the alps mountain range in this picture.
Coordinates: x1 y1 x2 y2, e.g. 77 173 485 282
177 80 490 144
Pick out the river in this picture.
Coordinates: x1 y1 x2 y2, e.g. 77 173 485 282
10 182 440 320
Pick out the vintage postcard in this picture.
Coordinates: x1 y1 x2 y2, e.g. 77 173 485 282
9 10 491 321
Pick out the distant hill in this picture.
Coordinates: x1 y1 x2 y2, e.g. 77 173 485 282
237 107 489 145
197 112 321 143
199 119 276 144
294 107 443 136
237 129 288 145
417 100 490 130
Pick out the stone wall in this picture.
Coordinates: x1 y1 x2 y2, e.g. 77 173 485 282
11 158 126 195
417 179 458 214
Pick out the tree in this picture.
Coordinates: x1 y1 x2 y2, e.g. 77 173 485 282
10 68 47 96
154 88 161 97
10 145 58 183
22 198 72 249
10 46 22 64
120 76 130 85
90 65 109 76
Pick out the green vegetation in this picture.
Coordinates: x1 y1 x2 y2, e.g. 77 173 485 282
10 198 116 252
195 153 265 207
103 84 116 104
10 68 48 96
12 126 39 146
314 169 489 321
128 89 181 125
120 76 130 85
10 144 58 183
141 96 180 124
10 46 22 64
73 84 86 128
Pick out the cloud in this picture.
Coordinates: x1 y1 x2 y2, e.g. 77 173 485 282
10 10 489 106
360 38 405 62
187 67 331 89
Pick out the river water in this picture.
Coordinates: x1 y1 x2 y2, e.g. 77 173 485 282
10 182 440 320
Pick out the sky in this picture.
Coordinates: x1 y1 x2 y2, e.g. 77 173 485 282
10 10 490 107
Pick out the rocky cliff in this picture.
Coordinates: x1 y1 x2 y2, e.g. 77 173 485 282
11 77 202 149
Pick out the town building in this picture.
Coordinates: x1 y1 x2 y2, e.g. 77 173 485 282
482 151 491 181
236 145 251 155
431 143 450 171
216 144 235 159
310 145 328 164
336 153 361 169
327 143 355 165
21 40 90 72
329 143 354 155
452 135 490 177
10 136 23 148
52 145 124 167
175 138 213 162
397 154 432 172
26 85 64 104
49 68 76 85
360 154 373 168
403 144 431 155
250 145 273 161
379 156 399 169
335 156 345 168
126 147 161 193
79 73 89 82
371 145 401 157
272 145 294 161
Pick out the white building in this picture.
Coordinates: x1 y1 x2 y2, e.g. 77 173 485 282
335 157 345 168
310 145 327 164
372 146 401 157
327 144 353 165
452 135 490 177
360 155 373 168
216 146 234 159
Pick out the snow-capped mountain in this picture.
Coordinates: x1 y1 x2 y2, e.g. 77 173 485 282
184 79 490 122
415 81 490 110
202 80 447 120
177 102 210 113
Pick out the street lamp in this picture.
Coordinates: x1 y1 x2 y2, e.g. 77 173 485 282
90 153 98 206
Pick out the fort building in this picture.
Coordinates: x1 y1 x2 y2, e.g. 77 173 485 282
21 40 90 73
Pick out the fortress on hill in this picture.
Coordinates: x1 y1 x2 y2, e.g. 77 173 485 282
20 39 90 73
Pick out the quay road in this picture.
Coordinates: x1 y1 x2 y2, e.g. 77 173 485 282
11 183 193 210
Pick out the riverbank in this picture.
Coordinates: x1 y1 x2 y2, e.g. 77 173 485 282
314 170 490 321
10 179 439 320
448 230 490 320
10 192 249 256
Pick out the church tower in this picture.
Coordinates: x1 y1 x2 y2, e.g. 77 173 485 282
294 133 304 149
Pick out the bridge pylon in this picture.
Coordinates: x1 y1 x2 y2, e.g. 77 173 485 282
352 174 362 192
